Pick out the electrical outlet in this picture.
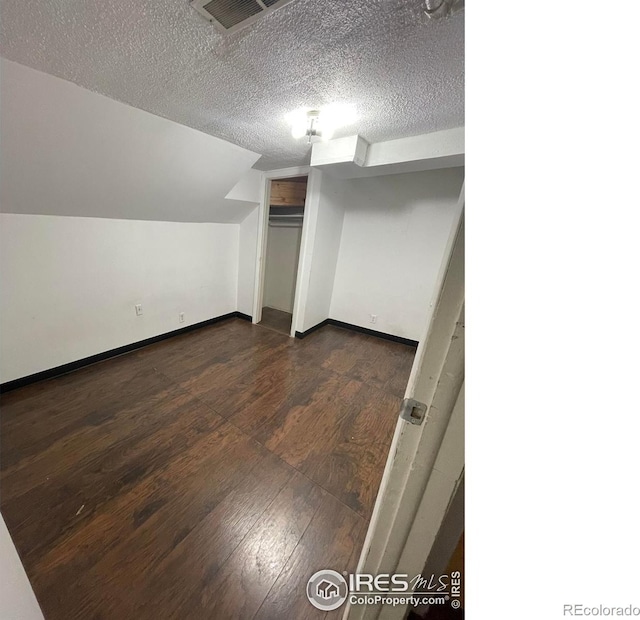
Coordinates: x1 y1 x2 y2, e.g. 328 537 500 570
135 304 143 316
179 312 185 323
370 314 377 324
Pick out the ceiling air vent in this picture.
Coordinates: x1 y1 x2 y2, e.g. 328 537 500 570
190 0 296 34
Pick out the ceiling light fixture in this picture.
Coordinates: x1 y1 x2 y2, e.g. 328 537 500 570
287 104 357 143
291 110 322 143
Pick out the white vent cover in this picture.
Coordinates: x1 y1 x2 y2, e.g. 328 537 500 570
190 0 296 33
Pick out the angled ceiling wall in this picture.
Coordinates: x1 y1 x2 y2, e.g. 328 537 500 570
0 59 261 223
0 0 464 170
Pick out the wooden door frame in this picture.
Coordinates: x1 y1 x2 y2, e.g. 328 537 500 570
251 166 311 331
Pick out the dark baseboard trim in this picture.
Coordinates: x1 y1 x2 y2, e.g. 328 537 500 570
0 311 246 394
296 318 419 348
295 319 330 340
327 319 419 347
1 313 414 393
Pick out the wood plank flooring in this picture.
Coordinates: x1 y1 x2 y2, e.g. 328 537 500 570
258 306 293 335
0 318 415 619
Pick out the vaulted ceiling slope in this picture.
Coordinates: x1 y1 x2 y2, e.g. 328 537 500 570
0 59 261 223
0 0 464 171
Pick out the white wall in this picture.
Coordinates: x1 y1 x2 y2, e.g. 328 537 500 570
230 170 262 318
0 59 260 224
330 167 465 341
0 514 44 620
0 214 239 383
294 171 348 332
263 225 302 313
225 169 263 205
237 207 259 317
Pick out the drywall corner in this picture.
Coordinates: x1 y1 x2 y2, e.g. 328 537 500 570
294 171 348 333
226 169 263 206
237 207 260 317
329 167 465 341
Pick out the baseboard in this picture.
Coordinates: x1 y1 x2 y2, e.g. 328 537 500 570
327 319 419 347
1 313 413 393
296 318 418 348
294 319 330 339
0 311 247 394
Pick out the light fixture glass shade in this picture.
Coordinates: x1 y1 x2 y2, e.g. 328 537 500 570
286 104 357 142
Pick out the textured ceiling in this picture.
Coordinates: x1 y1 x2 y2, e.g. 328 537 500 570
0 0 464 171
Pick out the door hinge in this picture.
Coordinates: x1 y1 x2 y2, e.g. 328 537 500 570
400 398 428 425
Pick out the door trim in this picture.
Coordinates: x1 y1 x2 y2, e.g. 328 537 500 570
251 166 310 328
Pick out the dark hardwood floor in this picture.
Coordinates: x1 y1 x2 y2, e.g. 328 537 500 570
0 318 415 619
258 306 292 335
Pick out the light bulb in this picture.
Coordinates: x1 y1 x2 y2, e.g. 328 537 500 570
287 105 356 142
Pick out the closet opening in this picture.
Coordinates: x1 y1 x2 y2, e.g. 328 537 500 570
258 175 307 335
